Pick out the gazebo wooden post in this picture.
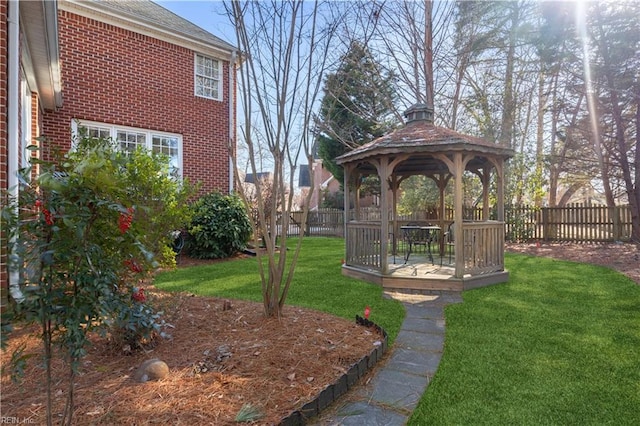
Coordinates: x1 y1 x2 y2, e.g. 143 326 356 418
390 175 400 255
436 174 449 254
453 153 465 278
343 164 352 265
495 158 505 221
344 164 352 216
354 172 361 219
375 158 391 275
481 165 491 221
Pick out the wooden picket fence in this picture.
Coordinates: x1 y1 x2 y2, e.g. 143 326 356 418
275 204 633 243
504 204 633 242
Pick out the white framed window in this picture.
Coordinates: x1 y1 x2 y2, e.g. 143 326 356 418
194 53 221 100
72 120 183 178
152 135 180 173
117 130 146 153
84 125 110 140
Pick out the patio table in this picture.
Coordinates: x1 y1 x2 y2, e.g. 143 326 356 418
400 225 441 265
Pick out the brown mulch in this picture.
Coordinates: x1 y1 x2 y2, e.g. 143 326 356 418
1 289 383 425
506 241 640 285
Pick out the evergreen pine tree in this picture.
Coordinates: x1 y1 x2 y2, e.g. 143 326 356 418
315 41 397 186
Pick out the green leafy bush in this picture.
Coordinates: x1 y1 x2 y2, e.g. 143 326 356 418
0 133 191 424
188 192 252 259
121 146 196 267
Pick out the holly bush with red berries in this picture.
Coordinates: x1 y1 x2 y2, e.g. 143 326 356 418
1 134 192 425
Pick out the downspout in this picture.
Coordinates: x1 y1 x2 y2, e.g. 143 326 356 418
7 0 24 302
228 50 237 194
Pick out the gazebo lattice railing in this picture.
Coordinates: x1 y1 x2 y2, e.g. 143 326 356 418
344 220 505 277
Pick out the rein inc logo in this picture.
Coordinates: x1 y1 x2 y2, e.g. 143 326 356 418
0 417 36 424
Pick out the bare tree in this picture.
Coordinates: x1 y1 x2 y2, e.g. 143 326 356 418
226 0 340 317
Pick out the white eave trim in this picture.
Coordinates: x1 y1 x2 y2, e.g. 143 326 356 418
322 175 334 188
59 0 236 61
20 0 63 110
44 0 63 108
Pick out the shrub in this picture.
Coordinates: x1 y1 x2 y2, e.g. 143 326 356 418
188 192 252 259
121 147 196 267
0 133 188 424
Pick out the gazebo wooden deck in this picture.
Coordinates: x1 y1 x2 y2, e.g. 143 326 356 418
336 104 514 293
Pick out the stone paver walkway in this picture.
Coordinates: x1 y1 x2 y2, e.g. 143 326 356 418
312 291 462 425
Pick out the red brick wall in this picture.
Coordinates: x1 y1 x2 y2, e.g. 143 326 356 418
1 0 8 305
43 10 232 195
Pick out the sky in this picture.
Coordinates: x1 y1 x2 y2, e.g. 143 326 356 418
154 1 237 46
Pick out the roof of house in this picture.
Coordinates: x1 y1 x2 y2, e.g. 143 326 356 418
101 0 235 50
60 0 236 58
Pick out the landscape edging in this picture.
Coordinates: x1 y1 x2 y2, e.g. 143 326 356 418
278 316 389 425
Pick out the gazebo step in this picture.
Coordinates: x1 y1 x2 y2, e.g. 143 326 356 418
341 265 509 293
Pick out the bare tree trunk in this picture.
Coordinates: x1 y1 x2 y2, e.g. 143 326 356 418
424 0 433 108
534 64 546 207
228 0 337 317
549 93 584 207
498 4 519 150
633 85 640 242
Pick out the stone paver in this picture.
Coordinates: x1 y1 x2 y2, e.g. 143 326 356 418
311 291 461 425
333 401 407 426
386 347 442 376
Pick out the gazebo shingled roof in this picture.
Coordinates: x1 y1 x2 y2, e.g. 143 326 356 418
337 104 514 166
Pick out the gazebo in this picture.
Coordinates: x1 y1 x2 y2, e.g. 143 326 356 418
336 104 514 292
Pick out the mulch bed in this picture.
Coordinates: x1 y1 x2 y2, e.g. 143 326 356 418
1 290 384 425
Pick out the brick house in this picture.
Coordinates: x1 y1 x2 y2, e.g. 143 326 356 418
1 0 238 305
305 157 377 211
306 158 340 210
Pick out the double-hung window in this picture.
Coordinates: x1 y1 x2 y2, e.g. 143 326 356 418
195 53 221 100
72 120 182 178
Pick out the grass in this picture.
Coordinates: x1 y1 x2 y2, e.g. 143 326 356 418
155 239 640 424
408 252 640 425
154 237 406 344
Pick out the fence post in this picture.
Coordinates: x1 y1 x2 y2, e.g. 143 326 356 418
612 206 621 241
542 207 550 241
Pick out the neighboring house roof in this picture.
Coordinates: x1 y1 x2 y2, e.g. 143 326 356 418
244 172 271 184
59 0 237 59
20 1 63 110
298 164 311 187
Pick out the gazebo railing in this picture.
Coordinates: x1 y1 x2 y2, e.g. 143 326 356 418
345 221 382 271
462 221 505 275
344 220 506 278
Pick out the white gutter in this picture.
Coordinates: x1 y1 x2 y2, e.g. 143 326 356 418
7 0 24 302
228 50 237 193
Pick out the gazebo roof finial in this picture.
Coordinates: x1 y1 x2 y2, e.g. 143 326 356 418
403 103 434 124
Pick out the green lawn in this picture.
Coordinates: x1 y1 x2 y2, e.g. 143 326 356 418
155 238 640 424
409 252 640 425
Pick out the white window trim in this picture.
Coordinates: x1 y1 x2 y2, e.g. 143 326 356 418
194 52 222 101
71 120 183 178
